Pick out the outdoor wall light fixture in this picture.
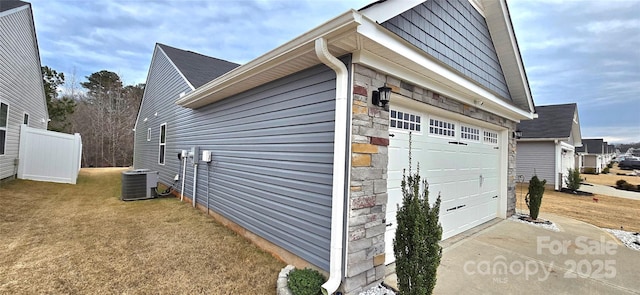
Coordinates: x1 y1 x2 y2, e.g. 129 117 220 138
372 86 392 110
513 129 523 139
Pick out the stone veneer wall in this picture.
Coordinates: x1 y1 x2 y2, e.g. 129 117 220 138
342 64 518 294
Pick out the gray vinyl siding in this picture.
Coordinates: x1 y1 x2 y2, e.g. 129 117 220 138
516 141 555 185
134 52 349 271
133 48 191 186
382 0 512 101
0 6 48 180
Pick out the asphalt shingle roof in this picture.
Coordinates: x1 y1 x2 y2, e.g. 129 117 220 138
157 43 239 89
0 1 29 13
582 138 604 154
517 103 577 139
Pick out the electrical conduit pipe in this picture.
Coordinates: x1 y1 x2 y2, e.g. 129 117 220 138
315 37 348 295
181 154 187 202
192 162 198 208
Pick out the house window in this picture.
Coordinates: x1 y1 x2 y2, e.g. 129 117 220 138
390 109 421 132
483 130 498 145
147 128 151 141
429 118 455 138
23 113 29 126
460 125 480 142
158 123 166 165
0 102 8 155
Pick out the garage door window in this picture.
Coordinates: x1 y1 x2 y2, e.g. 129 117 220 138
484 130 498 145
429 118 455 138
461 125 480 142
390 109 421 132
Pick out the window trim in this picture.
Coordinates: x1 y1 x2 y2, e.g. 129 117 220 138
158 123 166 165
0 101 9 156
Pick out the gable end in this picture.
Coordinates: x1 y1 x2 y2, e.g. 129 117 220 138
381 0 512 101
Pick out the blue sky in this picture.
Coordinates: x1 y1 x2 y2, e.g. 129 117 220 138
29 0 640 144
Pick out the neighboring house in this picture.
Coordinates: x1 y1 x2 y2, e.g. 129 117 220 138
516 103 582 190
133 1 536 294
0 1 49 180
579 138 606 174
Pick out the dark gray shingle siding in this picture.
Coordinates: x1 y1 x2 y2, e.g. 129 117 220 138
517 103 576 139
381 0 512 101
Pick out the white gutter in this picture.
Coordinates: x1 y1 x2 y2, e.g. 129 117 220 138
315 37 348 295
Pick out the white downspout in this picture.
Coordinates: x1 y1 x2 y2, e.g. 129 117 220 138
315 37 348 295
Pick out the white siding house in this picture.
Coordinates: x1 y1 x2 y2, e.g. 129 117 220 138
517 103 582 190
0 1 49 180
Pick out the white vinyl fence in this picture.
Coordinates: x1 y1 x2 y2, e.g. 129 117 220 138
17 125 82 184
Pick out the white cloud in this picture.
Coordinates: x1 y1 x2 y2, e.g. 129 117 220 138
581 19 640 34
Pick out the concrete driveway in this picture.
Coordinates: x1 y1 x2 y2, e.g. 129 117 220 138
385 213 639 294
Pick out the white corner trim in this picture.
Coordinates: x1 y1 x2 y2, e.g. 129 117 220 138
314 37 348 295
358 0 424 23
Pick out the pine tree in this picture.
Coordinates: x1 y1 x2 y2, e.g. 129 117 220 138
393 133 443 295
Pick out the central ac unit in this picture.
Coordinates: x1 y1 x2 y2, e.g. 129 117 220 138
121 169 159 201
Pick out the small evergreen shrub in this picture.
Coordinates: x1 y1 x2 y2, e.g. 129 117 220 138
615 180 640 192
525 175 546 220
583 167 598 175
607 163 613 169
394 166 442 295
616 179 628 188
287 268 325 295
603 167 610 174
565 168 581 191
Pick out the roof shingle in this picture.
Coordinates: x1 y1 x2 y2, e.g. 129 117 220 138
517 103 577 139
0 1 29 13
157 43 239 89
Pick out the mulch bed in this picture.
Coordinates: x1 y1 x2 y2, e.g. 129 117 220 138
518 215 552 225
559 188 594 196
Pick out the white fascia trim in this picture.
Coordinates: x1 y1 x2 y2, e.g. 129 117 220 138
358 0 423 23
482 0 535 113
354 18 534 121
468 0 486 17
517 137 569 142
177 10 362 108
157 46 196 91
315 37 348 295
560 141 575 151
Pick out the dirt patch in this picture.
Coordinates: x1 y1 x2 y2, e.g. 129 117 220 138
0 168 284 294
515 183 640 233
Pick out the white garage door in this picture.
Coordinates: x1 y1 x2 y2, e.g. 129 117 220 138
384 105 501 264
